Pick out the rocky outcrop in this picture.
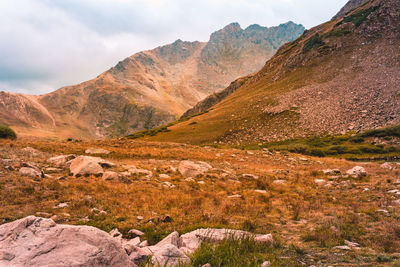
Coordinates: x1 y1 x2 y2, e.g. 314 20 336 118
0 214 274 266
332 0 370 20
0 216 135 267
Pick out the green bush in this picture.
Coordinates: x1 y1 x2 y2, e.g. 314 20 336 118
303 34 325 53
0 124 17 140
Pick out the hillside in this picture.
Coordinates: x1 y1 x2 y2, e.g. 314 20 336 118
0 22 304 139
142 0 400 146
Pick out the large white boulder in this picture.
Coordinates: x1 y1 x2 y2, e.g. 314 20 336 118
178 160 212 177
0 216 135 267
69 156 104 177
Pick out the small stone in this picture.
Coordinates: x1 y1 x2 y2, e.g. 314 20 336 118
346 166 367 178
128 229 145 237
19 167 42 178
272 180 287 186
85 148 111 155
54 203 68 209
254 190 267 194
159 174 171 179
228 194 242 199
261 261 271 267
314 179 327 186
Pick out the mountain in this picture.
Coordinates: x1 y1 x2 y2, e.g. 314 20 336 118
141 0 400 145
0 22 304 139
332 0 370 19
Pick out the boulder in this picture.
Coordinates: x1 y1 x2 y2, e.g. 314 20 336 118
178 160 212 177
0 216 135 267
19 167 42 178
128 167 153 178
151 244 189 267
128 246 150 265
128 229 145 237
21 147 41 156
47 155 76 167
102 171 120 181
346 166 367 177
85 148 111 155
69 156 104 177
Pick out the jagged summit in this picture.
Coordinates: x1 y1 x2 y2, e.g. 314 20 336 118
0 22 304 138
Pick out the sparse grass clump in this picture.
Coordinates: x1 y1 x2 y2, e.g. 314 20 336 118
323 29 352 38
340 6 379 27
258 125 400 160
0 124 17 140
303 34 325 53
190 236 297 267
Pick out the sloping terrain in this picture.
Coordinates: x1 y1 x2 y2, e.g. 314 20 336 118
0 138 399 265
144 0 400 145
0 22 304 139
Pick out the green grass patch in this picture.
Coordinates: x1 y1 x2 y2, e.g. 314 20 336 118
0 124 17 140
249 125 400 160
303 34 325 53
337 5 379 27
323 29 352 38
190 235 300 267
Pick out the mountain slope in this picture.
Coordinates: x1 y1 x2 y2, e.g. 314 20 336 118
0 22 304 139
142 0 400 145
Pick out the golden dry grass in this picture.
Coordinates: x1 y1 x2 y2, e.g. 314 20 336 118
1 138 400 265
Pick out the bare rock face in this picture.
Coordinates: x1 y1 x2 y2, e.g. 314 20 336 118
0 216 135 267
178 160 212 177
69 156 104 177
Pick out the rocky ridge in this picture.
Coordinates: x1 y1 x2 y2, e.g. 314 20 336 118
0 22 304 139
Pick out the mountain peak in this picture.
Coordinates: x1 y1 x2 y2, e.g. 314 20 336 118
332 0 370 19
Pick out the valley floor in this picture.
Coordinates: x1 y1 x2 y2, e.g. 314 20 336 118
1 138 400 266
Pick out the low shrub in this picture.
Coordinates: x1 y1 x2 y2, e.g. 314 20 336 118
0 124 17 140
303 34 325 53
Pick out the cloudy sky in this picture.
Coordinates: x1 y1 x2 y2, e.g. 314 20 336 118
0 0 348 95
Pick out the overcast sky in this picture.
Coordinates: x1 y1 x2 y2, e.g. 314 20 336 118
0 0 348 95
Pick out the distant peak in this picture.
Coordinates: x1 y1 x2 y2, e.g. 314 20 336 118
223 22 242 31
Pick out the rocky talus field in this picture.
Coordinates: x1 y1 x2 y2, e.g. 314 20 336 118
0 139 399 266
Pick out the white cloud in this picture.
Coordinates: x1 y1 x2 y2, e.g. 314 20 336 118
0 0 348 94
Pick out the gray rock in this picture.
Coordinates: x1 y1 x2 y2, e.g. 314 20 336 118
261 261 271 267
69 156 104 177
178 160 212 177
19 167 41 178
85 148 111 155
346 166 367 178
151 244 189 267
102 171 120 181
0 216 135 266
47 155 76 167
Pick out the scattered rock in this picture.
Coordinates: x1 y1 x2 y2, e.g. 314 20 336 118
242 174 259 179
323 169 341 175
228 194 242 198
85 148 111 155
159 174 171 179
161 181 175 189
69 156 104 177
178 160 212 177
102 171 120 181
254 190 267 194
129 229 144 237
272 180 287 186
19 167 42 178
47 155 76 167
0 216 134 266
54 203 68 209
21 147 41 156
346 166 367 178
333 245 351 250
314 179 327 186
128 167 153 178
261 261 271 267
151 244 189 266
